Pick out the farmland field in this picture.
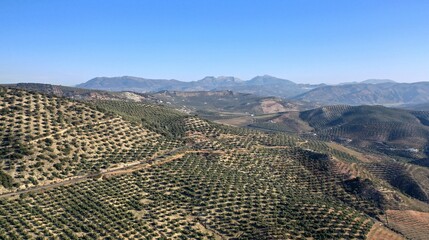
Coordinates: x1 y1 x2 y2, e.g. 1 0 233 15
1 86 429 239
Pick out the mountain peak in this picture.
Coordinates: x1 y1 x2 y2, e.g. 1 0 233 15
198 76 241 83
248 75 295 85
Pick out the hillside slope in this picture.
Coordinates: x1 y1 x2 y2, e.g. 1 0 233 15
151 90 319 115
253 105 429 154
9 83 151 102
7 82 320 121
251 105 429 208
1 86 428 239
0 87 183 193
299 105 429 149
294 82 429 105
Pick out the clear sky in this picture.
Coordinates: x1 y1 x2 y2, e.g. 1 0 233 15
1 0 428 85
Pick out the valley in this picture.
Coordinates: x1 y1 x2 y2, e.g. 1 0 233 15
3 1 429 239
1 85 429 239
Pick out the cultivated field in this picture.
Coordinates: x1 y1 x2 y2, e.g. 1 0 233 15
2 86 428 239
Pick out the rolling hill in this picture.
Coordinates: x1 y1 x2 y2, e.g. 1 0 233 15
7 82 319 120
294 82 429 105
248 105 429 214
7 83 152 102
300 105 429 146
2 85 429 239
150 90 320 116
252 105 429 152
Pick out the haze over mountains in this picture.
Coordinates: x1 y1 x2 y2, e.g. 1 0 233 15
77 75 429 106
76 75 323 98
294 82 429 106
4 0 429 238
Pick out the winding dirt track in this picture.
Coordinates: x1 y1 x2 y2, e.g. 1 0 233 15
0 147 187 199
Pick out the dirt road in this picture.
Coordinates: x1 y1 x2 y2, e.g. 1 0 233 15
0 146 187 199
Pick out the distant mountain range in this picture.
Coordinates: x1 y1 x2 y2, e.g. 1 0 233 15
71 76 428 106
76 75 324 98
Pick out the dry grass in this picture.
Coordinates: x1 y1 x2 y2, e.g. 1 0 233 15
386 210 429 240
214 116 253 126
366 222 405 240
260 99 288 113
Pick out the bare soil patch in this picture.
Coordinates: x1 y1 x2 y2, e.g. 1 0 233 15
366 222 405 240
386 210 429 240
261 99 287 113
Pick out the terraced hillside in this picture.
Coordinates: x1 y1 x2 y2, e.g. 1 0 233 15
1 86 428 239
253 105 429 152
93 101 188 139
0 87 182 193
250 105 429 209
150 90 319 116
298 105 429 163
7 83 320 122
6 83 320 124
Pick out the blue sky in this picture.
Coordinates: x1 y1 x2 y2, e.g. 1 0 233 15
0 0 428 85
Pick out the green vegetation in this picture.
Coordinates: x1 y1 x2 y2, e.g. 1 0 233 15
0 115 375 239
0 170 13 188
0 87 182 190
94 100 188 139
299 105 429 148
251 105 429 160
1 86 428 239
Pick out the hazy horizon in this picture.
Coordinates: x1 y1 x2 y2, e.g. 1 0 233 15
1 0 428 86
1 74 419 87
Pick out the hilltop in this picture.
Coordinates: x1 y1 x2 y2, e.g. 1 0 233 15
7 83 151 102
